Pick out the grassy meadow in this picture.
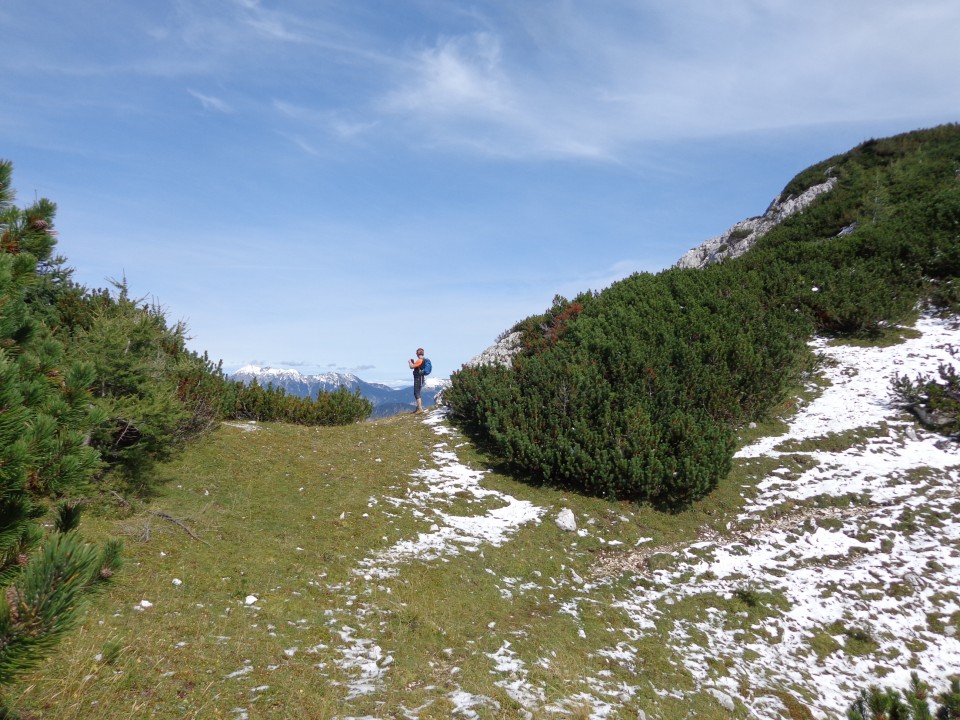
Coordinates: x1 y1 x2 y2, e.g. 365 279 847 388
9 405 773 719
10 316 960 720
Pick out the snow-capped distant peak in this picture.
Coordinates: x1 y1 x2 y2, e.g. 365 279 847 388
233 365 305 379
232 364 263 375
312 371 361 384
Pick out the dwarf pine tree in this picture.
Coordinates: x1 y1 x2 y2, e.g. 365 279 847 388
446 124 960 507
70 279 192 487
0 163 121 690
845 671 960 720
891 347 960 439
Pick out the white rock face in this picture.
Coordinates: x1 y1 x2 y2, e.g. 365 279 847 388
466 178 838 370
675 177 838 270
464 331 524 369
555 508 577 532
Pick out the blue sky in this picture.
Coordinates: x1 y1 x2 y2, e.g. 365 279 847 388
2 1 958 383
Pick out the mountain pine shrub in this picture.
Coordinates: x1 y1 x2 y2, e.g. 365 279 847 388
891 346 959 438
67 281 194 489
0 165 122 691
227 380 372 425
846 672 960 720
447 123 960 507
446 263 811 506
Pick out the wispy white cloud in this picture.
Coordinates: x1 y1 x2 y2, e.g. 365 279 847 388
187 89 231 113
5 0 958 382
383 32 513 118
373 0 960 161
330 118 379 141
8 1 956 164
285 134 320 156
173 0 306 48
241 12 306 43
273 100 379 144
379 29 617 160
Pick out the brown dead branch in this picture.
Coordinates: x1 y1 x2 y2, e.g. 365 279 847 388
110 490 209 545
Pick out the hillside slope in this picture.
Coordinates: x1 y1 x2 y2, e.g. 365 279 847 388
674 177 838 269
12 313 960 719
447 123 960 509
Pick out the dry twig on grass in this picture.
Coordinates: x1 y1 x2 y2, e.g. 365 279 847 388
110 490 209 545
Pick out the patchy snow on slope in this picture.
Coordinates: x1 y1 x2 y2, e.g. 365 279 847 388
326 313 958 719
354 411 545 580
591 313 960 718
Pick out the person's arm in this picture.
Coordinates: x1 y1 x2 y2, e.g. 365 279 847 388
409 357 423 369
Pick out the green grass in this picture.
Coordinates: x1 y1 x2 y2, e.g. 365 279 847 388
9 409 763 719
824 325 923 349
773 424 891 454
12 382 942 719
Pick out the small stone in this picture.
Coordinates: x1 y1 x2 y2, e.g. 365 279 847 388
172 578 182 586
556 508 577 532
709 688 736 712
245 595 258 606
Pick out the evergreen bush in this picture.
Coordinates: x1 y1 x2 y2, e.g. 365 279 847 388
1 163 122 690
69 282 192 488
846 672 960 720
891 346 960 438
447 264 811 506
228 380 371 425
447 123 960 507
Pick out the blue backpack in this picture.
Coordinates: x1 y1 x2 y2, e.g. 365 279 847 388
422 358 432 376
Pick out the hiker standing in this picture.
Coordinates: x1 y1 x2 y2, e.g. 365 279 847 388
408 348 426 413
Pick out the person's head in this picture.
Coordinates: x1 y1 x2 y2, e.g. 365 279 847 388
416 348 424 357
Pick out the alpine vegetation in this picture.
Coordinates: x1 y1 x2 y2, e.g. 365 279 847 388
0 162 122 688
0 158 370 700
2 126 959 720
229 365 444 419
445 124 960 509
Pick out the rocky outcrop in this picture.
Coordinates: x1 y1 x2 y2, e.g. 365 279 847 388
674 177 838 270
464 331 524 369
465 176 838 371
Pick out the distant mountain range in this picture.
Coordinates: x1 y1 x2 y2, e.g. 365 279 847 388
229 365 448 419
